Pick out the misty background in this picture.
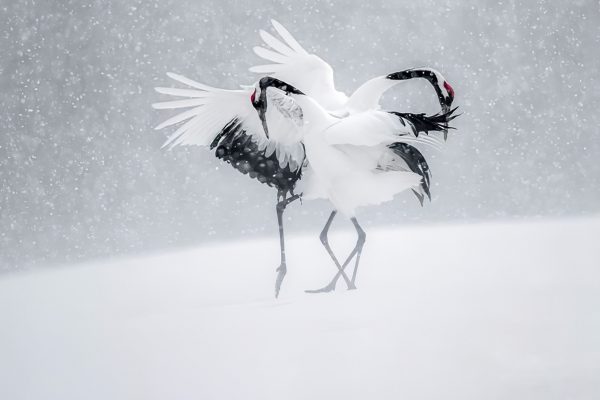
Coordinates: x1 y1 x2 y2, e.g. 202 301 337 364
1 0 599 270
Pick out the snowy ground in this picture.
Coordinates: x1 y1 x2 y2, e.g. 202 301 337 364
1 217 599 400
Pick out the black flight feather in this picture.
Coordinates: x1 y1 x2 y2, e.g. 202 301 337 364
390 107 459 140
211 118 303 196
388 142 431 203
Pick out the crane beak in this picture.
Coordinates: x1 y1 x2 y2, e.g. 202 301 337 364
254 89 270 138
260 111 269 139
257 104 270 139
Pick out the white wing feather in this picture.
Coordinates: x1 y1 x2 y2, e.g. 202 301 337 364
154 73 305 169
323 110 442 151
252 21 439 117
250 19 348 110
154 73 263 148
258 29 296 57
253 46 290 64
324 111 415 147
269 19 309 55
152 98 207 110
165 72 219 91
345 76 398 113
154 87 208 98
154 106 203 130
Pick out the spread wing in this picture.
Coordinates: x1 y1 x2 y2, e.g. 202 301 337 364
323 111 445 150
153 73 305 172
250 19 348 110
324 112 414 147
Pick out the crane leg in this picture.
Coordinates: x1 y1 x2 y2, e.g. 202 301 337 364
274 192 301 298
305 211 356 293
306 217 366 293
348 217 366 287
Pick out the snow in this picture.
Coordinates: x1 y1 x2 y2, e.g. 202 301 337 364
1 217 599 399
3 1 600 269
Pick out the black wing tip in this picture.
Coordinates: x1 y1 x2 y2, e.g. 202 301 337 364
389 143 432 205
392 105 460 137
411 185 431 207
412 189 424 206
210 118 241 149
430 106 459 121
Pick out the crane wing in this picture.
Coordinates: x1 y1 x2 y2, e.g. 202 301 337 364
153 73 305 172
250 19 347 109
323 111 415 147
324 109 457 148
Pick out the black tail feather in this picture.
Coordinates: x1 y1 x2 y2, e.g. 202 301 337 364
388 142 431 203
390 106 459 138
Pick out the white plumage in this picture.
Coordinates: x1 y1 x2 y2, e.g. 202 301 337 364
251 20 454 117
152 19 458 295
153 73 305 171
262 88 428 217
153 20 453 168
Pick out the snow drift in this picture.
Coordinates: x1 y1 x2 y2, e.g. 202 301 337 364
1 217 599 399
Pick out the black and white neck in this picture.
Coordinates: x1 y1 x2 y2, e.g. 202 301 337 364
387 68 454 113
253 77 307 137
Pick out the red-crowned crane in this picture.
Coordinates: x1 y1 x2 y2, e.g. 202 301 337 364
153 20 457 296
254 77 457 293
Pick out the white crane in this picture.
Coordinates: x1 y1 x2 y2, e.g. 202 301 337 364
255 77 457 292
153 20 457 296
